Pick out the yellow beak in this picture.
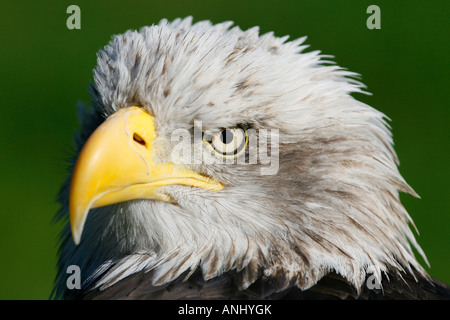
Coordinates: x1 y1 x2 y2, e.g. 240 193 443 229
69 106 223 245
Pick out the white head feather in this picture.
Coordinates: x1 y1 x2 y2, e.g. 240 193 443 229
54 17 428 298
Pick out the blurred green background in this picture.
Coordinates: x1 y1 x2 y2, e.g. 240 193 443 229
0 0 448 299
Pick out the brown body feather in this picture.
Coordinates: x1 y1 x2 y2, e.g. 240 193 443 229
79 269 450 300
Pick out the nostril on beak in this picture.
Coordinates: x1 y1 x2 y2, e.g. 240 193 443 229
133 133 146 147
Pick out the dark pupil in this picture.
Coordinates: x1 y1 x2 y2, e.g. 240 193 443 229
220 130 234 144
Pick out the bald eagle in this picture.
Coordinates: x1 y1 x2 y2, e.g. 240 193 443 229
53 17 449 300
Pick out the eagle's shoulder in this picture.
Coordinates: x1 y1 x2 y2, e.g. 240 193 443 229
79 269 450 300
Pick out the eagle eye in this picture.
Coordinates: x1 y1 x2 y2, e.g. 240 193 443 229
204 127 248 157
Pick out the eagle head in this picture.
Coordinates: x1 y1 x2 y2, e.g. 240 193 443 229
54 17 436 299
